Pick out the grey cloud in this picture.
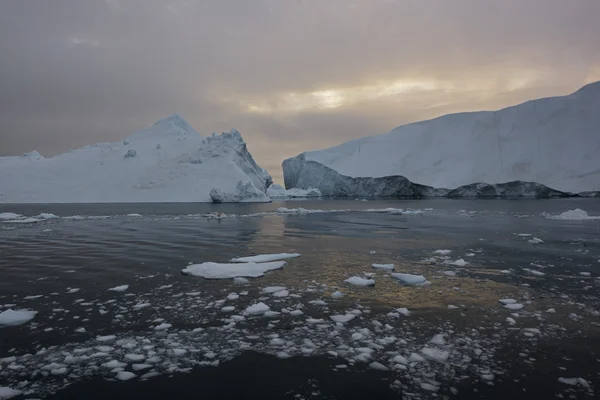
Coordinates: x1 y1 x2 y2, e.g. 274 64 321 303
1 0 599 184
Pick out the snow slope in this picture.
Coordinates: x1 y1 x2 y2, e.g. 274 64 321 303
284 82 600 194
0 115 272 203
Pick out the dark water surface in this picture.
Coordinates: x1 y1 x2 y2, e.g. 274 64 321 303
1 199 599 399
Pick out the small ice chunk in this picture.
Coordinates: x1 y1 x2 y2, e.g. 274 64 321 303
391 273 429 286
557 377 578 386
344 276 375 287
221 306 235 312
330 314 356 323
102 360 126 369
523 268 545 277
272 290 289 298
391 355 408 365
264 311 281 318
429 334 446 345
368 362 389 371
290 310 303 316
371 263 394 270
132 363 152 371
261 286 287 294
108 285 129 292
420 383 439 392
0 387 23 399
421 347 450 362
504 303 524 310
133 303 151 310
230 253 300 263
331 291 344 298
506 317 516 325
0 309 38 326
233 277 250 285
396 308 410 316
448 259 468 267
433 249 452 255
116 371 137 381
528 238 544 244
408 353 425 362
154 323 172 331
269 338 286 347
96 335 116 342
243 302 270 315
499 299 517 305
125 354 145 362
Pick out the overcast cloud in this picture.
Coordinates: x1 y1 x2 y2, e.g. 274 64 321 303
1 0 599 182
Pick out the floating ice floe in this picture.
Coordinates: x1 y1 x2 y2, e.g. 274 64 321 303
260 286 287 294
558 377 591 388
36 213 58 219
371 263 394 270
528 237 544 244
447 259 468 267
0 386 22 399
108 285 129 292
523 268 545 277
499 299 517 305
330 314 357 323
546 209 600 220
433 249 452 255
182 261 286 279
391 273 430 286
0 213 23 221
504 303 524 310
230 253 300 263
243 302 270 316
0 309 38 326
331 291 344 299
421 347 450 362
2 217 40 224
396 308 411 316
344 276 375 287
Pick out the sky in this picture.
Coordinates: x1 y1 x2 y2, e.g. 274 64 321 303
1 0 599 183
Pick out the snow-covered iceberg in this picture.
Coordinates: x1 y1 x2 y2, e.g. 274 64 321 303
0 115 272 203
283 81 600 197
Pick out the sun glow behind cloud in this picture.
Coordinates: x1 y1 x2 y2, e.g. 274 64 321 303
238 79 444 114
234 72 551 116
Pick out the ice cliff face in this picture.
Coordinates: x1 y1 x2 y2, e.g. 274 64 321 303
284 81 600 197
0 114 272 203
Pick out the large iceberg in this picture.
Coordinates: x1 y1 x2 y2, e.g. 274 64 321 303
283 82 600 197
0 115 272 203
